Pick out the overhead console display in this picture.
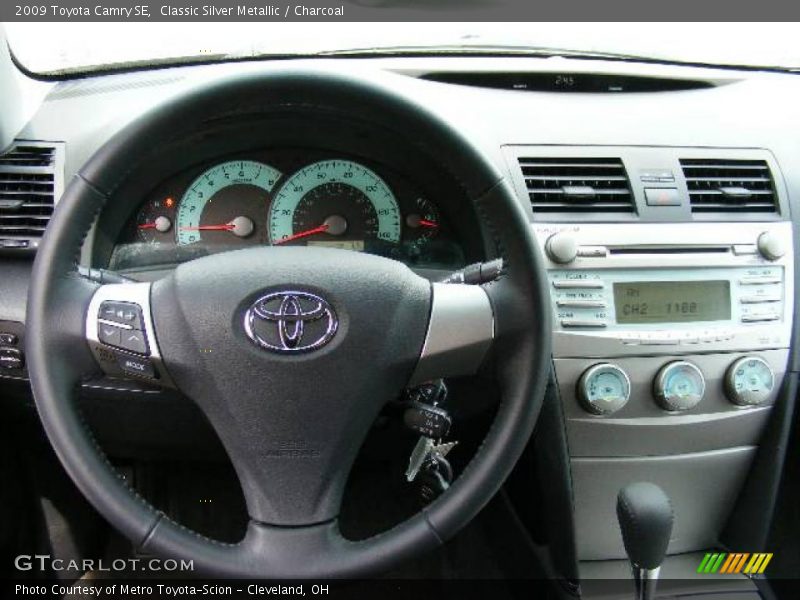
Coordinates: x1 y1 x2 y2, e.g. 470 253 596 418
613 280 731 324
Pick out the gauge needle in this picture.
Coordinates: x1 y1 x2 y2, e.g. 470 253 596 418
418 219 439 228
138 216 172 232
274 223 330 245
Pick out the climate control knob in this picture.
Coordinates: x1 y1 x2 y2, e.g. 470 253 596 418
725 356 775 406
578 363 631 415
546 232 579 264
654 361 705 412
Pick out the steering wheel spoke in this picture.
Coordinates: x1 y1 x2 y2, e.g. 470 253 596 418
85 282 175 387
410 282 495 385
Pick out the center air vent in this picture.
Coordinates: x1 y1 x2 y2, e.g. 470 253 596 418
0 141 64 249
518 157 634 214
680 158 777 214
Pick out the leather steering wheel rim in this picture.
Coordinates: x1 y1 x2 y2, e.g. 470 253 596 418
26 70 551 578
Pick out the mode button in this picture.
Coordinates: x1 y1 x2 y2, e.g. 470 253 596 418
117 355 156 379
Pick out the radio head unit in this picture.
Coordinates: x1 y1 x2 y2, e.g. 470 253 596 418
537 222 793 358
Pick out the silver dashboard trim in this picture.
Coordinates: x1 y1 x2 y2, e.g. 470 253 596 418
410 282 494 385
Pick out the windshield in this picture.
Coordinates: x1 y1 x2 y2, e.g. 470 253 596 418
6 22 800 75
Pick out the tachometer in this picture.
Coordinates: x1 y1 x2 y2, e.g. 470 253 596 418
268 160 401 249
175 160 282 246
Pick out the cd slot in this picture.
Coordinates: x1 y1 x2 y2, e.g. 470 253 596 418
608 246 730 256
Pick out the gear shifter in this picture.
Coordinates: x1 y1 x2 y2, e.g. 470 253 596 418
616 482 674 600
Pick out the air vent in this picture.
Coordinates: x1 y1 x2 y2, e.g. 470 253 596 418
0 141 64 248
681 159 777 214
519 157 635 214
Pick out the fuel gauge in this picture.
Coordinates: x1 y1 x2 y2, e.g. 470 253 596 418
136 196 176 243
405 197 440 249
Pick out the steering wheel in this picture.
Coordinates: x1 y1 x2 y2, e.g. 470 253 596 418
26 71 551 578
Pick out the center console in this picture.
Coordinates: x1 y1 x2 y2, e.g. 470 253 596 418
505 145 793 569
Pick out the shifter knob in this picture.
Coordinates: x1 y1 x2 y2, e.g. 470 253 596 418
617 482 674 570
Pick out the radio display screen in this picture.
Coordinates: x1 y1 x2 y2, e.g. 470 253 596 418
613 280 731 324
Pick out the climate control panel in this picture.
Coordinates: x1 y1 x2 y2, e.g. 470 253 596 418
575 354 777 416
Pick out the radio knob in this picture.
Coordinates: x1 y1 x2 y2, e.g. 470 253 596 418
578 363 631 415
654 361 705 412
757 231 785 261
546 232 578 264
725 356 775 406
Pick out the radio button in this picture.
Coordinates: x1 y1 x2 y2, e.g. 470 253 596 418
733 244 758 256
576 246 608 258
561 319 607 328
742 314 780 323
552 279 604 290
556 299 608 309
740 295 781 304
739 276 782 285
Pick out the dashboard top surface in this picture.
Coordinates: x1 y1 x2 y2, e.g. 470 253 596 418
2 55 800 316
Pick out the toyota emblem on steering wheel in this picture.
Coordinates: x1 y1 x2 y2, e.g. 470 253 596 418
244 291 338 353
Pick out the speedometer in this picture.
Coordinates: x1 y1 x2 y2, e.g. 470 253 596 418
175 160 282 246
268 160 401 249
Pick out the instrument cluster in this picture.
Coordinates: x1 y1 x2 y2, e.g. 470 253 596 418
110 152 466 271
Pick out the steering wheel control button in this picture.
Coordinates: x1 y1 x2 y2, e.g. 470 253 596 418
119 329 149 355
0 348 24 370
98 323 122 347
725 356 775 407
654 361 706 412
117 355 156 379
578 363 631 416
99 301 144 329
95 300 151 355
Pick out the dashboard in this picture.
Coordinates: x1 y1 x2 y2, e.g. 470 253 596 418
1 54 800 585
109 149 466 272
